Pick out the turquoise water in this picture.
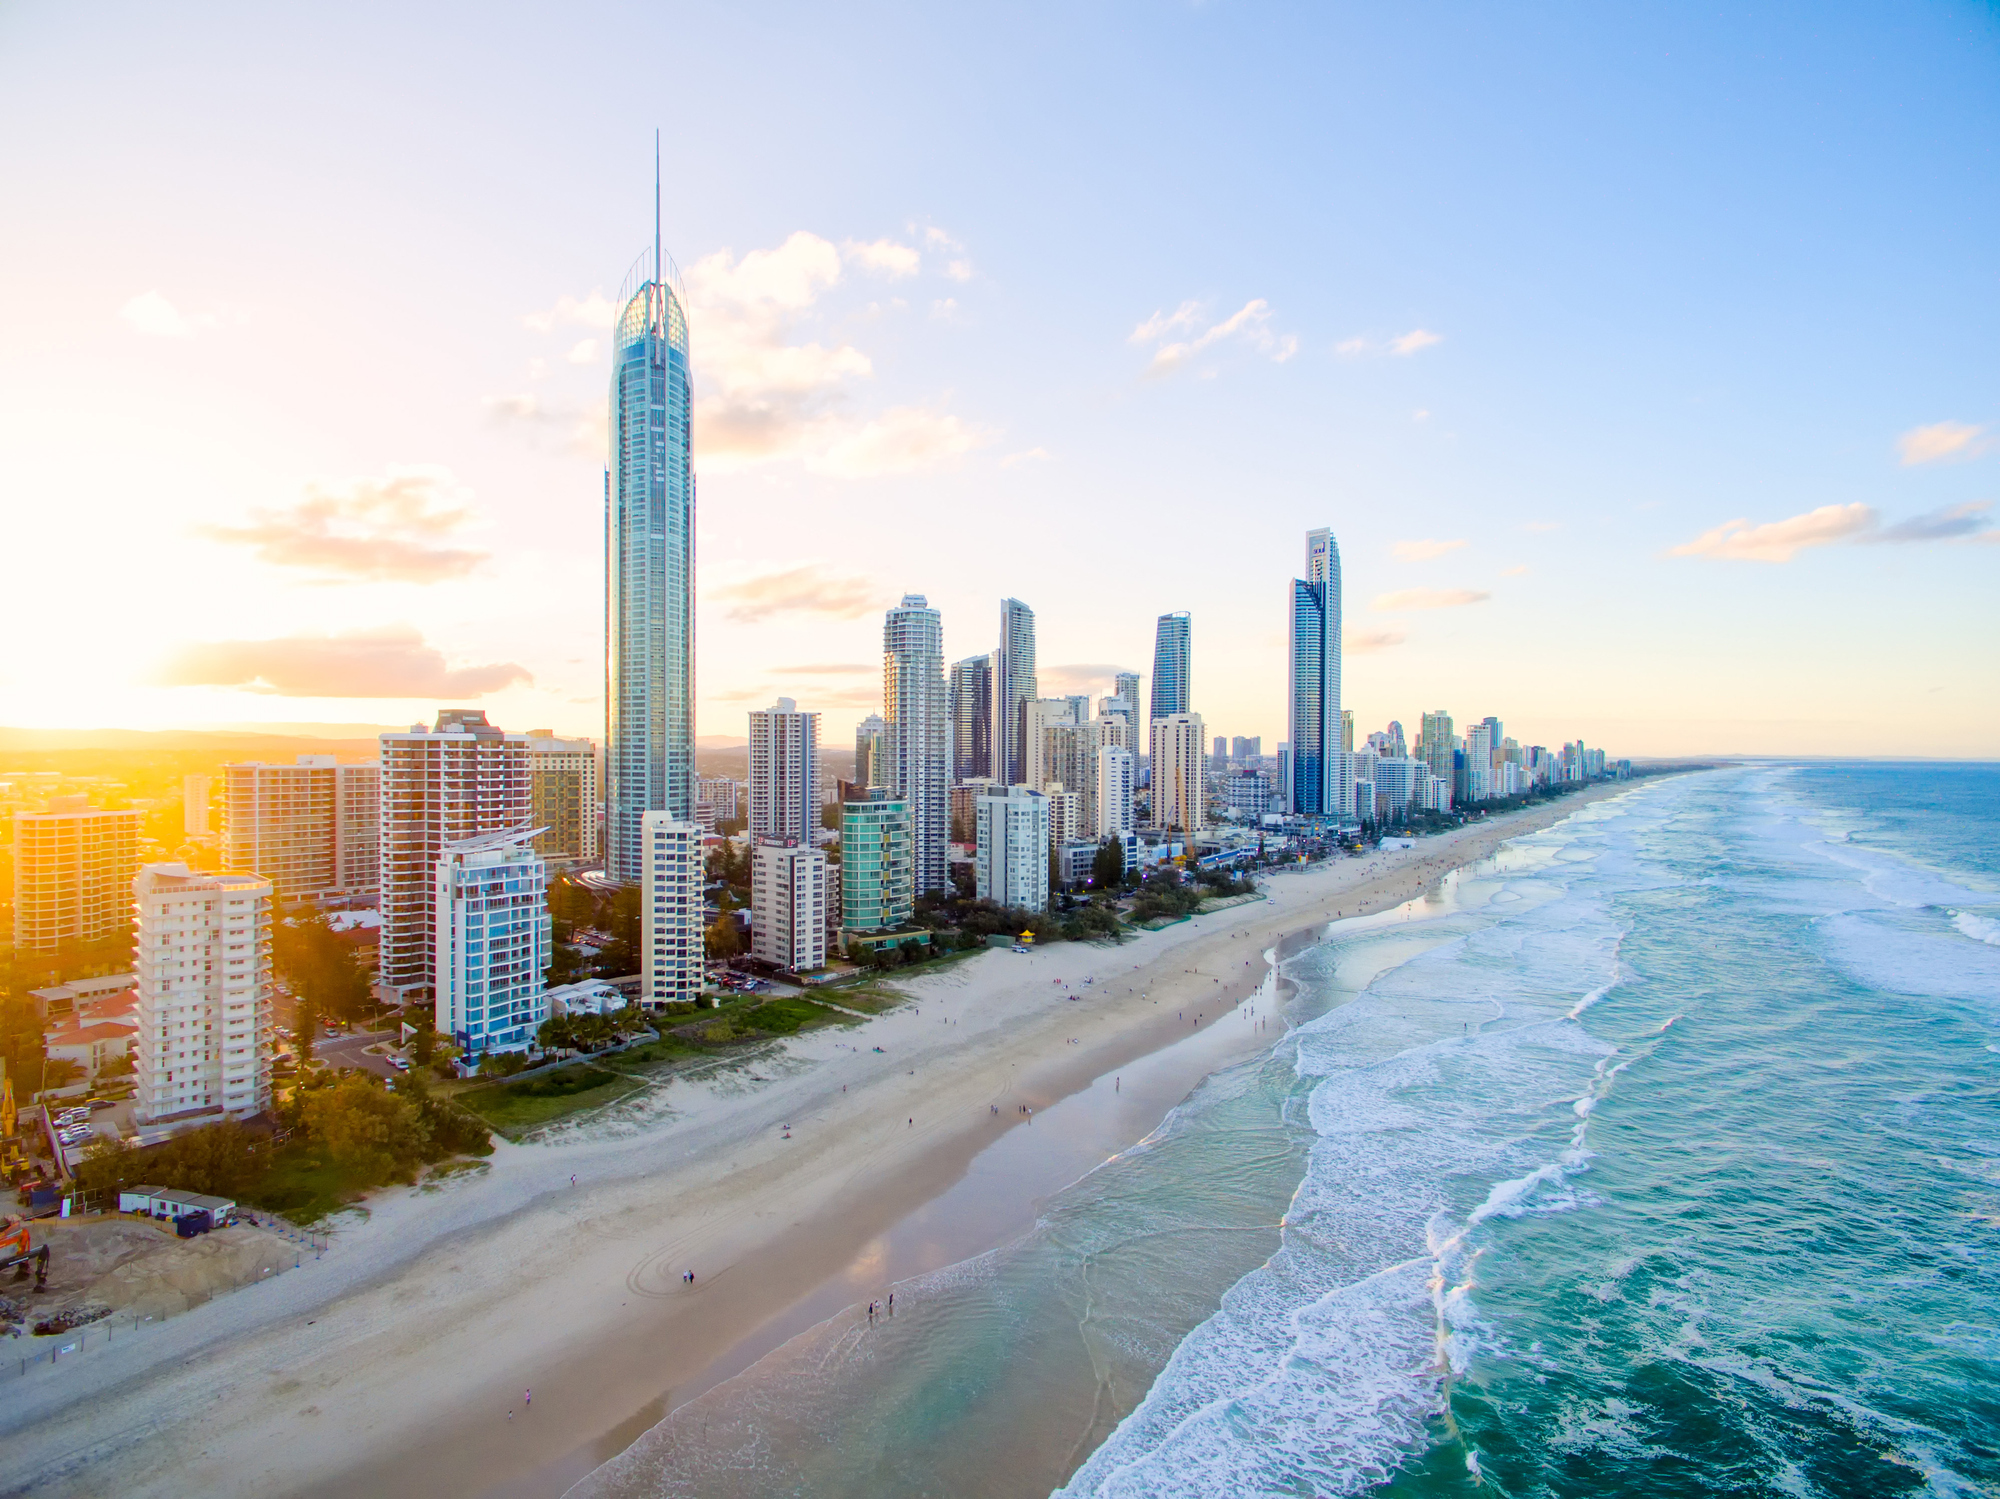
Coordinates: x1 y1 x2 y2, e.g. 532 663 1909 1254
576 766 2000 1497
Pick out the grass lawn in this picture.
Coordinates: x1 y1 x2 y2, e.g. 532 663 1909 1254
456 1064 649 1137
819 984 907 1013
250 1143 374 1225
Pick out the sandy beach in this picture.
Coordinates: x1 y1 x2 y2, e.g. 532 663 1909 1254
0 785 1636 1499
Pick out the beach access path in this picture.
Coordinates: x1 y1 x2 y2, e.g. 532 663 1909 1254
0 785 1636 1499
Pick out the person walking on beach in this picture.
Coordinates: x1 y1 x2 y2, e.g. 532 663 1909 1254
525 1388 532 1407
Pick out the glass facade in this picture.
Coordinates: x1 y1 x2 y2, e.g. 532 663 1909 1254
1287 528 1343 816
992 599 1037 786
885 595 949 895
840 792 913 935
606 261 694 883
1150 612 1191 723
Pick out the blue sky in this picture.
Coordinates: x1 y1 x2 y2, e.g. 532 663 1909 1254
1 1 1995 755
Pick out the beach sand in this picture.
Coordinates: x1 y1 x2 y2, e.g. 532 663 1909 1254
0 785 1635 1499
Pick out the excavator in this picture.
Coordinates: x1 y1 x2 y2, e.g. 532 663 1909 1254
0 1215 48 1292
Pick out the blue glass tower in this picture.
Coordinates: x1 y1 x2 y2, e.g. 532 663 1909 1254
1149 611 1191 724
1287 528 1342 816
605 155 694 883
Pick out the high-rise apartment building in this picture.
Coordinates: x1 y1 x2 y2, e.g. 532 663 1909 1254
12 798 143 953
1463 722 1494 804
1287 528 1343 817
1044 720 1099 834
1149 712 1208 832
840 788 913 937
975 785 1050 913
854 714 888 789
1114 672 1141 717
1420 711 1455 787
747 699 820 846
884 595 949 895
1045 786 1086 852
221 758 380 903
949 778 998 843
992 599 1038 786
1150 613 1191 723
182 775 212 838
525 734 598 862
378 712 532 1001
948 654 993 782
1232 736 1262 761
436 830 551 1059
133 863 273 1124
640 813 703 1006
752 843 829 972
605 184 696 883
1097 747 1136 842
1021 697 1078 793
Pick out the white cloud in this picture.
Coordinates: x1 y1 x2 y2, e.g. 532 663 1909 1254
1500 565 1530 577
1336 328 1445 358
1373 588 1492 610
565 339 598 365
1897 421 1989 466
1001 447 1053 468
157 625 529 697
194 466 487 584
943 259 974 282
522 291 617 333
1134 298 1298 375
931 298 960 320
711 566 883 624
1865 500 1995 545
120 290 217 338
843 238 921 277
1345 629 1407 653
1669 503 1876 562
1392 538 1466 562
811 406 993 478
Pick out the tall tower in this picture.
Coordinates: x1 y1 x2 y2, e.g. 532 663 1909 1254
948 654 993 781
992 599 1037 786
885 595 949 894
1149 613 1191 723
1287 527 1343 816
606 143 695 883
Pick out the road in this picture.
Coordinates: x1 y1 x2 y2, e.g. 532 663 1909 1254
311 1029 399 1077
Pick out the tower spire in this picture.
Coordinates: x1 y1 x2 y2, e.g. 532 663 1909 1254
653 128 662 327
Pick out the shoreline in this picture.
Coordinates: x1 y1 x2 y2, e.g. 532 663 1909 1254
2 783 1641 1499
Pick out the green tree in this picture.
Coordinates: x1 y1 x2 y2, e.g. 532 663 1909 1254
302 1077 431 1184
1091 838 1126 889
595 886 642 976
705 914 743 960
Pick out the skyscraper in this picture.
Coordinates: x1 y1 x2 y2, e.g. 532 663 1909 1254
436 830 551 1060
993 599 1037 786
12 799 142 953
1114 671 1141 714
641 813 703 1006
525 735 598 862
1150 613 1191 723
1287 528 1342 816
885 595 950 894
948 654 993 782
1421 710 1455 788
747 699 820 845
605 149 695 884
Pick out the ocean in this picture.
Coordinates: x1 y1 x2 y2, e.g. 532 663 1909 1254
572 764 2000 1498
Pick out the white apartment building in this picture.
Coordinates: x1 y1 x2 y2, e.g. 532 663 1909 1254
1021 697 1077 793
975 785 1050 913
1148 712 1208 833
221 756 380 903
752 842 829 972
1097 746 1136 841
378 711 532 1001
1370 756 1425 817
1045 785 1086 851
641 813 703 1006
747 699 820 846
1463 723 1494 804
133 863 274 1124
526 734 599 861
435 829 550 1059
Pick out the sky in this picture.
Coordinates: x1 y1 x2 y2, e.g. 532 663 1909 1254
1 0 1996 758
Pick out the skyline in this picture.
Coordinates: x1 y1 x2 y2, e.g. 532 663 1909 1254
2 3 1997 758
